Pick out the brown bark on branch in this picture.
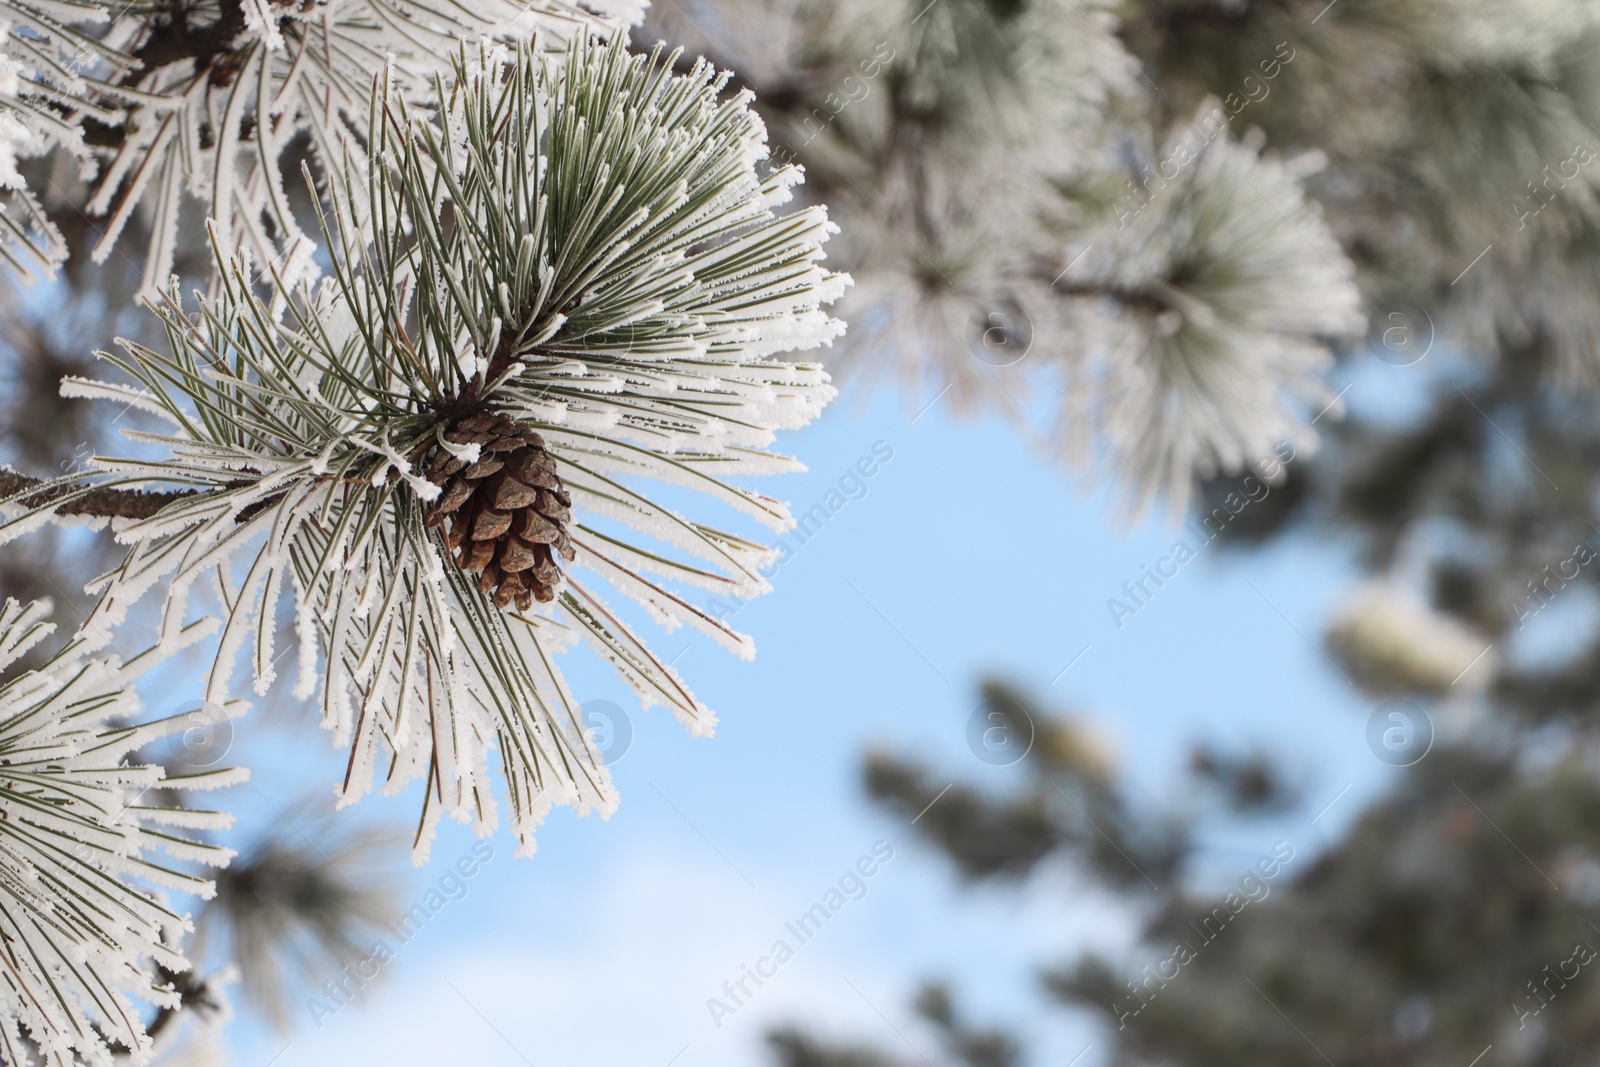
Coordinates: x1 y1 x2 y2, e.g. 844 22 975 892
0 469 197 520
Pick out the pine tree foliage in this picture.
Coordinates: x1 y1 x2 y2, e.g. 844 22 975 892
0 0 643 290
754 5 1600 1064
0 35 844 860
196 808 397 1029
0 0 1489 1054
649 0 1363 513
1121 0 1600 386
776 681 1600 1067
1049 117 1360 512
0 598 242 1067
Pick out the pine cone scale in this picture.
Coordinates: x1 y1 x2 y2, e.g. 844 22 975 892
499 539 538 573
490 472 540 510
516 510 561 543
471 506 514 540
537 490 571 524
463 538 495 572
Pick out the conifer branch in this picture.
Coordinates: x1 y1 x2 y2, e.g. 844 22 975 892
0 469 198 519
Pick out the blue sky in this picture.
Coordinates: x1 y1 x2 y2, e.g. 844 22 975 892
180 359 1421 1067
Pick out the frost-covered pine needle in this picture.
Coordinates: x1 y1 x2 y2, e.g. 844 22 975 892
0 36 845 862
0 599 242 1067
0 0 642 288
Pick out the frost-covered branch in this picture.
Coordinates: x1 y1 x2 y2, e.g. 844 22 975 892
0 35 845 864
0 0 644 287
0 598 244 1066
0 469 197 520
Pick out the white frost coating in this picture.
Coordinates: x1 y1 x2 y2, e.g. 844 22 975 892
60 375 175 422
0 599 237 1067
1057 107 1363 517
0 36 842 863
239 0 284 51
0 0 642 289
0 107 32 187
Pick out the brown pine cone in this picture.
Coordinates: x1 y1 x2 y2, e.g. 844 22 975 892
422 412 576 611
